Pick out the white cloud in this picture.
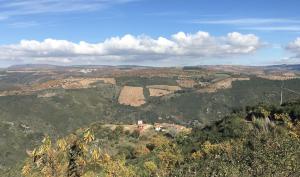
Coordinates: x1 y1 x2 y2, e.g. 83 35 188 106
190 18 300 32
0 0 137 20
286 37 300 58
190 18 300 25
0 31 262 64
8 21 39 28
241 26 300 32
279 38 300 64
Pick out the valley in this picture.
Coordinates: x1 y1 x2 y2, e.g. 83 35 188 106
1 64 300 176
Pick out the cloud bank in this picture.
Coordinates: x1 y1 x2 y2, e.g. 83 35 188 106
0 31 262 64
286 38 300 58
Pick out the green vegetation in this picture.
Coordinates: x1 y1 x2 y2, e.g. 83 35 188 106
0 72 54 91
1 70 300 175
1 77 300 174
147 77 300 125
16 101 300 177
116 76 178 87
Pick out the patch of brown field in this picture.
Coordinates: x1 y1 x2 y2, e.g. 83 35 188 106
118 86 145 107
61 78 98 89
198 77 250 93
32 77 116 90
197 88 217 93
37 92 57 98
146 85 181 97
258 73 299 80
0 77 116 97
108 68 191 78
149 88 173 97
0 91 11 97
0 90 33 97
176 79 197 88
102 123 191 135
146 85 181 91
98 78 116 85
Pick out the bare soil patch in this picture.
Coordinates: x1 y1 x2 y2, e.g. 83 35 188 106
146 85 181 97
0 77 116 97
149 88 173 97
176 79 197 88
37 92 57 98
198 77 250 93
258 73 298 80
146 85 181 91
118 86 146 107
34 77 116 90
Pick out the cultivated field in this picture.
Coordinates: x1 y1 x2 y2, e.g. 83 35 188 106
198 77 250 93
148 88 173 97
146 85 181 91
118 86 146 106
176 79 197 88
0 77 116 97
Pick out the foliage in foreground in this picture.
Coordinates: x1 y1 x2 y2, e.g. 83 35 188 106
22 102 300 177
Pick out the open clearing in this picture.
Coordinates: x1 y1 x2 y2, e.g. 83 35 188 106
147 85 181 97
118 86 146 107
258 73 299 80
198 77 250 93
0 77 116 97
34 77 116 90
176 79 197 88
149 88 173 97
146 85 181 91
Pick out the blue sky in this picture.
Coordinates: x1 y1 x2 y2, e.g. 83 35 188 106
0 0 300 67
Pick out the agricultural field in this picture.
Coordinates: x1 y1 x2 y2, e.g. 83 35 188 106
118 86 146 107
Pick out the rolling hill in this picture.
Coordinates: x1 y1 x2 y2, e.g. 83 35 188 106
1 65 300 175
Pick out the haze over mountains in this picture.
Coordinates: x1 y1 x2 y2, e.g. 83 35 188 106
6 63 300 70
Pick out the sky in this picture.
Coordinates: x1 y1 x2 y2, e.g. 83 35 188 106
0 0 300 67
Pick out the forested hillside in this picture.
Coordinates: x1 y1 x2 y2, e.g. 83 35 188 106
10 100 300 177
1 77 300 175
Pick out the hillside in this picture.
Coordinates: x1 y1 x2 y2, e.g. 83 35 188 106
1 65 300 175
7 101 300 177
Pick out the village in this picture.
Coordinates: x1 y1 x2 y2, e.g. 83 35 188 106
102 120 191 137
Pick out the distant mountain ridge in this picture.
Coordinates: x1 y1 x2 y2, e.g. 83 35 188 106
7 63 300 71
7 64 154 70
7 64 64 70
265 64 300 71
